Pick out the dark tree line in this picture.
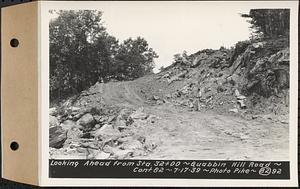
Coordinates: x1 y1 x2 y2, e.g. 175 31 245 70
241 9 290 39
50 10 158 100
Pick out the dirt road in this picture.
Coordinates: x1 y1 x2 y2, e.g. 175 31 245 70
135 105 289 160
83 79 289 160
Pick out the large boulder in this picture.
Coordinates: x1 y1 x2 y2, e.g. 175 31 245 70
49 107 57 116
110 108 132 129
119 140 143 151
60 120 80 131
49 115 59 127
76 113 95 129
66 127 83 141
118 108 133 120
94 151 111 159
92 124 120 139
49 126 67 148
69 106 80 112
130 108 148 120
115 118 127 128
63 127 83 148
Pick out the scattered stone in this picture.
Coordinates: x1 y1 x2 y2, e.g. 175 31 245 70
115 117 127 127
137 136 146 144
93 115 102 123
60 120 78 131
156 99 165 105
94 124 101 129
117 126 128 132
49 126 67 148
147 115 159 124
80 141 99 149
118 108 133 119
111 149 134 159
130 108 148 120
95 151 111 159
69 106 80 112
264 114 273 120
237 95 247 100
119 140 143 150
49 115 59 127
240 134 250 140
87 149 100 159
92 124 119 138
237 100 246 109
144 142 157 152
66 127 83 141
49 107 57 116
117 136 134 143
107 115 117 123
234 89 241 97
181 85 191 95
229 108 239 113
280 120 288 124
73 112 85 121
153 95 160 100
77 113 95 128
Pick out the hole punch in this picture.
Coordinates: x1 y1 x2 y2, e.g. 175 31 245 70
10 38 19 48
10 141 19 151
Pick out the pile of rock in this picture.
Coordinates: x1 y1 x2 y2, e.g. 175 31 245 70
154 37 289 116
49 106 157 159
151 95 166 105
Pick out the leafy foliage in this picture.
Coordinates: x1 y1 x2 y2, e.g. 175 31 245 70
112 37 158 80
241 9 290 39
50 10 158 100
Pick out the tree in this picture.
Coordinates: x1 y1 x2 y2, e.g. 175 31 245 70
50 10 109 99
241 9 290 39
113 37 158 80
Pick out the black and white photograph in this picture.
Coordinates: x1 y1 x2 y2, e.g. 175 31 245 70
0 0 297 187
48 2 292 162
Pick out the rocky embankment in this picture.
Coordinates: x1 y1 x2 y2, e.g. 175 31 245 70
50 106 158 159
151 38 289 117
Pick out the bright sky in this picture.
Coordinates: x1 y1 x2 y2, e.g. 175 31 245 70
99 2 252 72
49 1 254 72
